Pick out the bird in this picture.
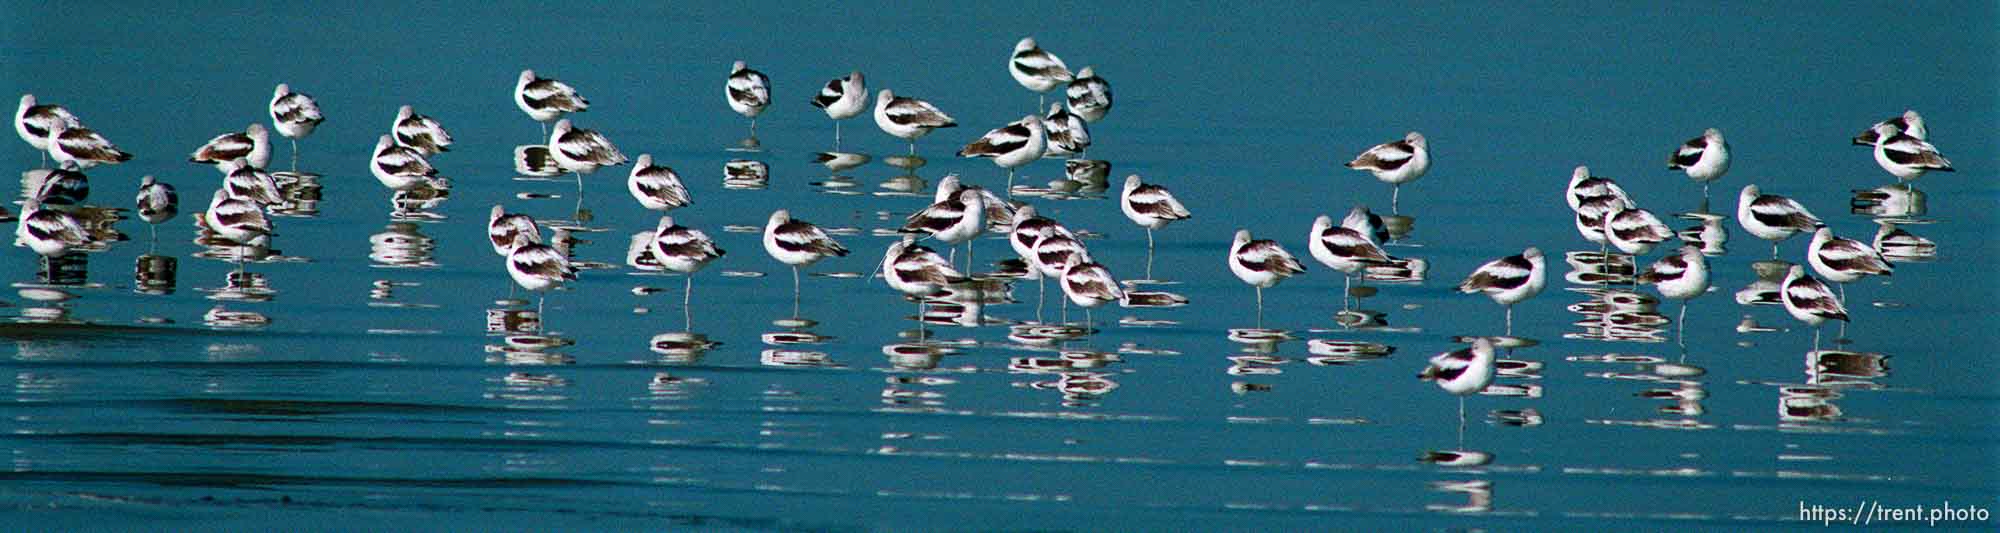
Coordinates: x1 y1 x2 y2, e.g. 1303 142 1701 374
134 175 178 244
1309 214 1395 305
1228 229 1307 325
1736 185 1824 259
547 119 628 192
16 94 83 168
392 105 454 156
45 123 131 170
1058 256 1124 328
1871 221 1935 262
1565 165 1633 212
505 230 577 320
189 123 271 172
222 165 284 206
204 188 274 272
810 71 866 149
1866 123 1952 185
1031 231 1092 322
1572 195 1624 254
933 174 1016 230
1458 247 1545 334
1120 175 1191 278
1781 264 1848 349
874 89 957 155
1065 66 1112 123
1418 338 1498 433
1852 110 1924 146
1604 207 1673 256
1341 205 1390 244
515 69 590 136
513 145 563 177
725 60 771 139
1008 37 1073 110
1043 102 1091 157
763 209 850 307
268 84 323 171
881 237 968 326
370 135 438 191
1010 205 1071 312
29 168 88 208
627 154 691 212
15 197 88 271
1667 128 1729 199
1637 244 1710 344
957 114 1046 195
487 205 540 257
1344 132 1429 212
901 188 986 273
1806 227 1891 302
650 216 726 308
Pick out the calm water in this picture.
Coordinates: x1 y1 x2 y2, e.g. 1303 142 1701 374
3 2 1997 529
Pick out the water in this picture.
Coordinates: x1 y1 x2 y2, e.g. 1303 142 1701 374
4 1 1997 529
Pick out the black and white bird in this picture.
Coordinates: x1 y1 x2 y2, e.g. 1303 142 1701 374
1806 227 1891 301
268 84 323 170
392 105 454 156
810 70 865 148
1043 102 1091 157
17 94 83 168
763 209 850 303
1341 205 1390 244
627 154 691 212
1781 264 1848 349
873 89 957 155
1866 123 1952 184
933 174 1016 230
15 197 87 269
881 237 968 324
1120 175 1190 271
650 216 726 308
205 188 274 272
901 188 986 272
1604 207 1673 256
1344 132 1429 211
1058 256 1123 328
725 61 771 139
515 69 590 136
134 175 178 244
370 135 438 191
1736 185 1823 259
1572 195 1624 252
1008 37 1073 110
1309 214 1395 301
513 145 563 177
1637 244 1710 343
1872 221 1935 263
222 165 284 206
1065 66 1112 123
45 123 130 170
1031 231 1092 320
1458 247 1545 334
1667 128 1730 198
1419 338 1498 430
1228 229 1307 324
505 230 577 319
29 168 88 208
1009 205 1070 268
547 119 628 191
1852 110 1924 146
1565 165 1633 212
487 205 540 257
957 114 1046 195
189 123 271 172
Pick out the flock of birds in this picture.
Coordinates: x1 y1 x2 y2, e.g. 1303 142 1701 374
9 36 1962 424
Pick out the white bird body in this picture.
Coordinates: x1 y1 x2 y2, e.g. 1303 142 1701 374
812 71 866 120
903 189 985 245
1781 265 1847 327
1604 207 1673 255
1228 230 1306 289
1868 123 1953 181
135 175 178 225
515 69 589 123
370 135 436 191
1420 338 1497 396
1639 245 1710 301
650 217 725 274
16 94 82 152
45 124 130 170
1807 227 1891 284
1309 215 1393 275
268 84 324 140
725 61 771 119
1736 185 1823 252
627 154 691 212
1065 66 1113 123
1009 37 1073 93
1459 247 1544 307
1346 132 1430 186
1120 175 1191 231
873 89 957 143
1668 128 1729 184
763 210 849 268
487 205 540 257
393 105 454 155
959 115 1046 169
547 119 627 175
16 199 87 257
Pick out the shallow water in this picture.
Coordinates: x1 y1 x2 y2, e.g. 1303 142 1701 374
3 2 1997 529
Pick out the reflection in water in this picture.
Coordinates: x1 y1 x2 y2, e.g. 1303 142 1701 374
484 303 575 365
1850 185 1926 218
649 331 719 364
133 254 177 295
369 222 438 268
1732 260 1791 307
1425 479 1495 514
269 172 323 217
205 271 277 303
1674 212 1729 256
723 159 768 190
1872 220 1936 263
1573 353 1714 429
33 252 89 286
390 178 452 220
1564 287 1666 343
14 287 79 324
203 305 270 329
1779 349 1890 427
763 315 841 368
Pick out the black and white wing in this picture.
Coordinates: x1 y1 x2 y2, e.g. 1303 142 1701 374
775 220 850 257
1128 184 1191 221
1668 135 1706 168
887 97 956 129
1784 275 1848 321
957 120 1033 158
810 77 845 109
375 144 436 177
1458 254 1532 293
523 78 589 112
1636 252 1691 284
1236 239 1307 275
1419 346 1475 381
514 145 563 176
1749 195 1823 231
1818 237 1893 276
556 128 627 165
1346 139 1415 172
1880 133 1953 171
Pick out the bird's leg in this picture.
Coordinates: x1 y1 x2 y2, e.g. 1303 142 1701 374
908 142 916 156
540 121 548 139
834 122 842 151
684 274 694 308
575 172 585 193
791 266 802 315
965 242 975 277
537 295 546 324
1702 183 1710 202
1145 229 1155 280
1505 306 1514 337
1457 397 1467 450
1255 286 1264 329
40 151 48 169
1677 302 1688 347
1391 185 1401 215
149 224 158 246
1038 93 1046 114
1770 241 1779 260
1062 297 1069 325
1036 275 1046 323
290 139 300 173
1343 275 1353 312
1813 328 1822 352
750 118 758 140
1085 307 1094 332
1006 169 1016 198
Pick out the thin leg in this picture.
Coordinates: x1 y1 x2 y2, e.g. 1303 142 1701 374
834 121 842 150
149 224 158 246
1457 396 1467 450
540 121 548 139
1145 229 1155 280
1036 275 1046 323
40 151 48 169
1505 305 1514 336
684 274 694 308
1085 307 1093 331
1701 182 1710 201
537 295 546 322
1343 275 1353 311
1006 169 1016 198
290 139 299 172
908 142 916 156
1255 286 1264 329
1038 93 1046 113
1812 328 1822 351
965 242 974 276
791 266 801 308
1771 241 1779 260
1677 302 1688 347
1391 185 1401 214
750 118 758 140
575 172 584 193
1062 297 1069 324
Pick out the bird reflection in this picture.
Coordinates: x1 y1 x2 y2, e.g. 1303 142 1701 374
1872 220 1935 263
369 222 437 268
389 178 451 220
1424 479 1494 514
723 159 768 190
1733 260 1791 307
483 302 575 365
762 315 841 368
1779 349 1890 426
204 270 276 303
203 305 270 329
32 252 88 285
1563 287 1667 343
133 254 176 295
1674 212 1728 256
14 287 79 324
1850 184 1926 218
268 171 322 217
649 331 719 364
